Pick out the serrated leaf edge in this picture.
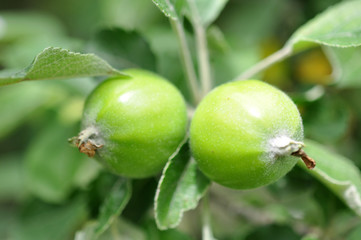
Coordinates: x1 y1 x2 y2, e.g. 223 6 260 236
288 37 361 49
154 136 188 230
24 47 126 80
154 135 210 230
152 0 179 20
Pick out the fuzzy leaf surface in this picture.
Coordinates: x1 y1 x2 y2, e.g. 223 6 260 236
155 143 210 230
300 139 361 216
94 178 132 237
0 47 127 86
152 0 227 26
152 0 186 20
325 46 361 87
287 1 361 52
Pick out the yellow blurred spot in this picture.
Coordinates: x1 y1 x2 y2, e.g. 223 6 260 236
261 38 290 88
295 48 332 85
58 97 85 125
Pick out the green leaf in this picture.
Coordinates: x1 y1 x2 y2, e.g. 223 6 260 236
0 35 82 69
329 211 361 238
95 178 132 237
244 225 300 240
73 158 102 189
101 0 162 32
236 0 361 84
0 154 26 201
13 196 88 240
24 120 90 203
155 142 210 230
0 47 128 86
325 46 361 87
87 28 156 71
0 81 65 139
0 11 66 42
217 0 286 46
303 94 351 144
0 12 82 69
301 236 319 240
0 206 18 239
184 0 228 27
152 0 186 20
144 219 195 240
76 218 146 240
152 0 227 26
348 224 361 240
299 139 361 217
207 26 229 53
143 26 190 99
287 0 361 52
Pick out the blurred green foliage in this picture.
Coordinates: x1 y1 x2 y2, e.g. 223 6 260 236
1 0 361 239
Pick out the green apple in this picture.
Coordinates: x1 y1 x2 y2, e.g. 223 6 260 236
75 69 188 178
190 80 307 189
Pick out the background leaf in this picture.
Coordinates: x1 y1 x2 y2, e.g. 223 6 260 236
287 0 361 52
12 196 88 240
0 11 65 42
0 47 127 86
87 28 156 71
348 224 361 240
300 139 361 216
0 12 82 69
152 0 228 27
101 0 163 32
2 1 361 239
302 93 351 144
211 0 286 84
152 0 186 20
24 120 94 203
0 81 63 139
143 26 190 99
0 154 26 201
184 0 228 27
144 219 195 240
76 218 146 240
94 178 132 237
155 143 210 230
325 46 361 87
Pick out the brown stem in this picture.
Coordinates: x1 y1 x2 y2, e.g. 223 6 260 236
69 127 104 157
292 149 316 169
69 136 103 157
77 141 103 157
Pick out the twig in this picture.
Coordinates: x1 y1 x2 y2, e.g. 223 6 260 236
202 194 216 240
170 19 201 105
233 46 292 81
187 0 212 96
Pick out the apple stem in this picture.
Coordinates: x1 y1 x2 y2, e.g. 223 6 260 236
268 136 316 169
292 149 316 169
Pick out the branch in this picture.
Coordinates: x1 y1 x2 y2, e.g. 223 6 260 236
202 194 216 240
170 19 201 105
187 0 212 96
233 46 292 81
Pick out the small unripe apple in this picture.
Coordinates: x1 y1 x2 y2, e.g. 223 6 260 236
74 69 188 178
190 80 314 189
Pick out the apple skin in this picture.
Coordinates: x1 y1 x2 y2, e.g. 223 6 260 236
81 69 188 178
190 80 303 189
